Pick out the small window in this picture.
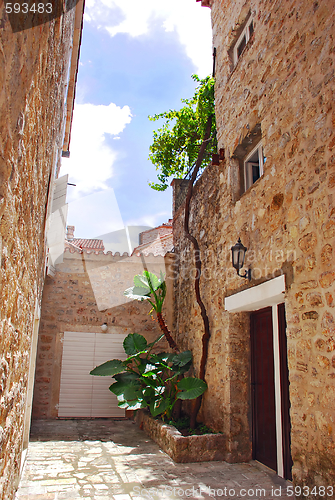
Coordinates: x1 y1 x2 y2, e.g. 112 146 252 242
244 141 265 191
233 17 254 65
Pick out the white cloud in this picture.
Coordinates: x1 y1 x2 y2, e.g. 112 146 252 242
85 0 213 77
67 189 125 239
126 211 171 229
61 102 132 197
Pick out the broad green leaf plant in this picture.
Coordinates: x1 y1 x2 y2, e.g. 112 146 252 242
124 270 166 314
90 333 207 419
148 74 217 191
124 270 178 350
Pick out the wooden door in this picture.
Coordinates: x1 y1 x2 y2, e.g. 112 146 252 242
250 307 277 472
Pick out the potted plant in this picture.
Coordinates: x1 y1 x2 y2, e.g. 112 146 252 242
90 271 226 462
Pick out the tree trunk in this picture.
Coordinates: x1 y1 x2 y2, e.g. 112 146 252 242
184 115 213 429
156 311 178 351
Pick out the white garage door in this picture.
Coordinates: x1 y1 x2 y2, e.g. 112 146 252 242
58 332 127 417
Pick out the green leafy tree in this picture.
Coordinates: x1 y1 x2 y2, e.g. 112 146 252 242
148 74 217 191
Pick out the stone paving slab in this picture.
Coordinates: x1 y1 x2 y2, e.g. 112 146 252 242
15 419 294 500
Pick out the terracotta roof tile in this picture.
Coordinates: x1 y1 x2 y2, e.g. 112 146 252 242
132 233 173 257
71 238 105 250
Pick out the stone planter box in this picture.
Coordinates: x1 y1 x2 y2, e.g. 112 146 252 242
135 410 227 463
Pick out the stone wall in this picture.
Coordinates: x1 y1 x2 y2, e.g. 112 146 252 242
0 6 79 500
135 410 227 463
173 0 335 491
32 249 170 419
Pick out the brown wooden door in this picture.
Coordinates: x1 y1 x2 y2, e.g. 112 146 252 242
250 307 277 472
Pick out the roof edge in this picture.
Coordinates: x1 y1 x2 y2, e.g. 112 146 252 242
62 0 85 157
196 0 212 7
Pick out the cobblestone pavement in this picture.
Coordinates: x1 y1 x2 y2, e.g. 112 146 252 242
15 419 294 500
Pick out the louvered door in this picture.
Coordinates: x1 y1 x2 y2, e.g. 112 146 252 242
58 332 126 417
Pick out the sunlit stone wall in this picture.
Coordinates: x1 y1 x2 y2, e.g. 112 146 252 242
173 0 335 488
0 6 78 499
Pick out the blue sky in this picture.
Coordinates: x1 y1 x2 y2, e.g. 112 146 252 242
61 0 213 244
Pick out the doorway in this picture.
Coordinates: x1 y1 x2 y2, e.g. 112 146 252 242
225 275 292 479
250 307 277 471
58 331 127 417
250 304 292 479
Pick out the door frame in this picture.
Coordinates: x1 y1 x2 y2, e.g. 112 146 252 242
225 275 291 479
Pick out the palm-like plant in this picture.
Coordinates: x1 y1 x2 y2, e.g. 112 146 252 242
124 270 178 351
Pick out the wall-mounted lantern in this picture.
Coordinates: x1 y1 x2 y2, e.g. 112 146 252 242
101 322 108 333
231 238 251 281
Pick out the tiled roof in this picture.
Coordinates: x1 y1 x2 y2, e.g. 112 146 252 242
139 220 173 245
132 233 173 257
133 219 173 256
70 238 105 250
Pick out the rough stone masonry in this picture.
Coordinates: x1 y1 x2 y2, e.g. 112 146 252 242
0 5 82 499
173 0 335 494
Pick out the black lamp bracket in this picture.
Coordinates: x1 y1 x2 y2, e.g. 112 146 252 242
237 268 252 281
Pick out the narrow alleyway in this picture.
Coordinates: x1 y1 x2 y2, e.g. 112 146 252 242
15 419 294 500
